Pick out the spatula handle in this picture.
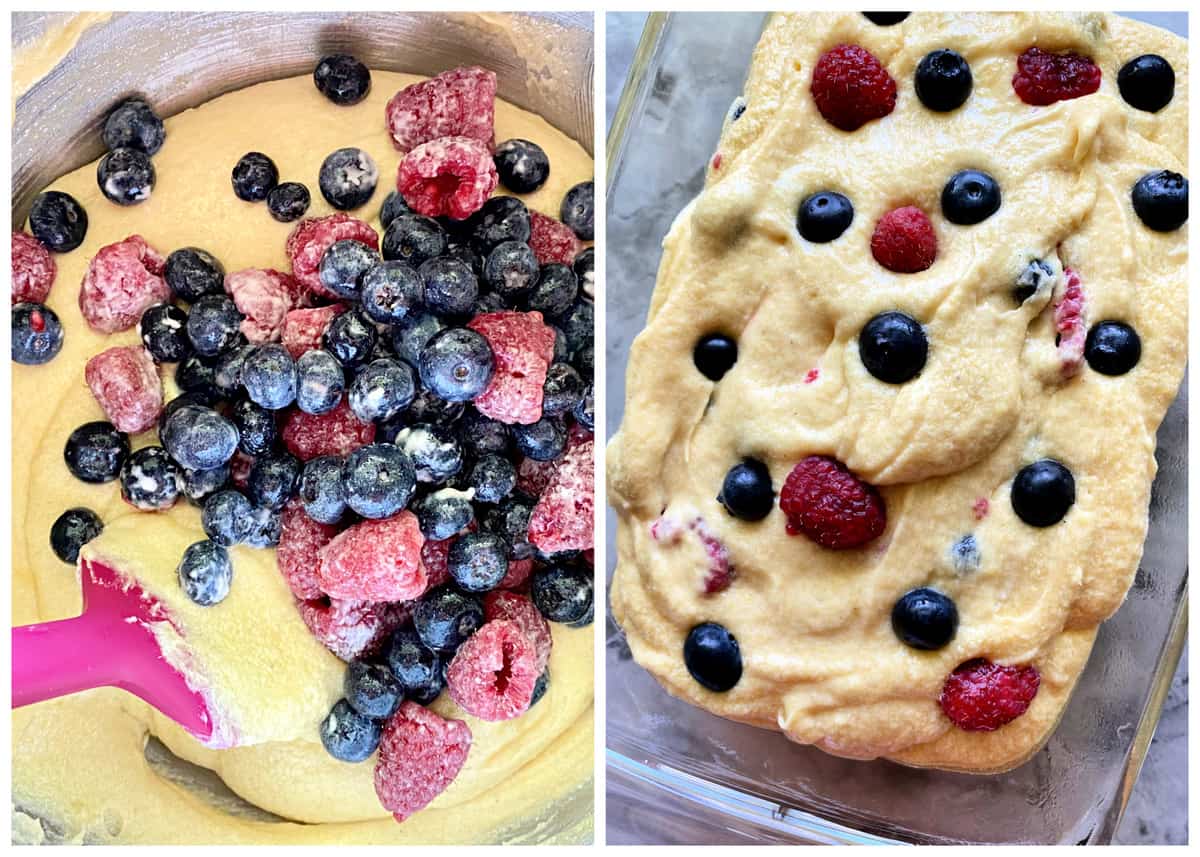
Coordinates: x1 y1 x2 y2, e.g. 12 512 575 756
12 611 120 707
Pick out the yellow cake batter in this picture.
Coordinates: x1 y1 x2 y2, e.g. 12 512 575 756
13 69 592 843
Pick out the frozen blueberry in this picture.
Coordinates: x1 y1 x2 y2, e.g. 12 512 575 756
448 532 509 592
395 424 464 484
413 489 475 540
120 446 182 511
174 354 220 402
295 349 346 415
163 247 225 302
797 191 854 243
212 343 251 398
863 12 909 25
266 182 311 223
102 98 165 155
573 247 595 300
344 660 402 720
512 417 566 462
318 239 376 300
718 458 774 521
379 190 412 230
1118 54 1175 113
941 169 1001 225
360 260 424 324
527 264 578 318
244 504 283 548
530 669 550 707
319 147 378 211
541 362 585 418
418 328 495 403
1085 320 1141 376
28 191 88 253
387 630 445 704
683 622 742 692
573 385 594 431
915 49 972 112
728 96 747 123
1132 170 1188 232
186 295 243 357
389 313 443 367
483 241 540 302
382 214 447 266
178 539 233 606
859 311 927 384
97 147 155 206
560 181 594 241
1013 258 1055 304
457 408 511 456
183 464 230 504
64 421 129 484
323 309 378 369
231 152 278 202
313 54 371 105
342 443 416 518
558 299 594 357
139 303 190 363
693 334 737 381
950 534 981 574
531 565 593 624
241 343 297 410
413 585 485 652
50 507 103 564
467 196 531 255
420 257 479 317
201 489 254 546
247 452 300 510
12 302 63 365
162 405 239 471
299 455 347 524
396 387 466 431
892 587 958 650
158 392 208 436
230 398 276 456
320 698 380 762
483 497 534 561
1012 459 1075 527
493 138 551 194
349 358 416 423
469 454 517 504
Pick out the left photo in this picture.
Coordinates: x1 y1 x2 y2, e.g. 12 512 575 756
12 11 595 844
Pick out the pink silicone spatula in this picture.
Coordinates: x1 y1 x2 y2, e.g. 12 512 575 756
13 557 227 747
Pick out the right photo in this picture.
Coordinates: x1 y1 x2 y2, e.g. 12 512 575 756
605 11 1187 845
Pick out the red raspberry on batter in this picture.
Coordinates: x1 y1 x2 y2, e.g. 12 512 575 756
84 345 163 434
396 136 498 220
445 619 538 721
467 310 556 424
780 455 886 550
282 399 376 460
1012 47 1101 106
318 511 427 602
286 213 379 300
528 210 582 266
483 590 552 673
225 268 298 343
689 518 735 595
940 658 1041 731
528 439 594 554
871 206 937 273
298 597 408 662
497 557 534 591
385 65 497 153
811 44 897 132
12 231 56 304
374 701 472 823
78 235 169 334
1054 266 1086 378
280 304 345 359
277 499 337 600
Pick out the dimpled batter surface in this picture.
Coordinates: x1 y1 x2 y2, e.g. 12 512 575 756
608 12 1186 773
13 70 592 842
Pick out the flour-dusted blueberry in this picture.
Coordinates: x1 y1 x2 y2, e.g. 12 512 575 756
859 311 928 384
244 504 283 548
345 661 403 721
574 385 594 431
420 257 479 317
361 260 424 324
483 241 539 302
265 182 311 223
1118 54 1175 113
387 630 445 704
1085 320 1141 376
313 54 371 105
50 507 104 564
299 455 348 524
558 298 594 359
183 464 230 505
448 532 510 592
295 348 346 415
573 338 593 382
693 334 737 381
324 308 378 369
389 312 443 368
493 138 551 194
97 148 155 206
186 295 243 357
512 417 566 462
64 421 130 483
684 622 742 692
414 490 475 541
531 564 593 624
950 534 981 574
457 408 511 456
527 264 578 318
915 49 973 112
467 196 531 255
232 152 278 202
102 98 165 155
718 458 774 521
393 424 464 484
201 489 254 546
229 398 276 456
797 191 854 243
573 247 595 300
418 327 495 402
177 539 233 606
120 445 182 511
892 587 958 650
483 497 534 561
319 147 379 211
242 343 298 410
379 190 412 230
163 247 225 302
560 181 594 241
1012 459 1075 527
863 12 909 25
139 303 190 363
541 362 585 418
12 302 64 365
162 405 239 471
320 698 381 762
1013 258 1055 304
342 442 417 518
397 387 466 431
530 669 550 706
318 239 376 300
212 344 251 398
382 214 447 266
1132 170 1188 232
174 354 220 403
941 169 1001 225
469 453 517 504
349 358 416 423
247 451 301 510
413 584 485 652
29 191 88 253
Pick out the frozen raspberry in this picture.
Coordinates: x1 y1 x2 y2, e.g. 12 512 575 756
1054 266 1087 378
528 439 594 553
689 518 734 595
277 500 337 600
318 511 427 602
374 701 472 823
483 590 552 673
298 596 408 661
395 136 498 220
528 211 582 266
811 44 897 132
871 206 937 274
445 619 538 721
467 311 556 424
780 455 886 550
1013 47 1101 106
420 535 454 589
225 268 298 343
78 234 169 333
497 557 534 591
12 231 56 304
282 399 376 460
286 213 379 300
516 455 557 497
940 658 1041 731
385 66 497 153
84 345 163 434
280 305 345 359
229 451 255 489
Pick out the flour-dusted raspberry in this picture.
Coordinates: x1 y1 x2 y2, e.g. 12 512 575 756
374 701 472 823
385 66 497 153
811 44 897 132
871 206 937 274
497 557 534 591
780 455 886 549
78 234 169 333
12 231 56 304
1012 47 1101 106
84 345 163 434
225 268 298 343
516 455 557 497
282 398 376 460
280 305 345 358
396 136 498 220
528 210 582 266
483 590 552 673
298 596 408 661
420 535 454 589
277 499 337 600
445 619 538 721
940 658 1041 731
318 511 427 602
1054 266 1087 378
689 518 734 595
229 451 255 489
286 213 379 300
467 310 556 424
528 439 594 553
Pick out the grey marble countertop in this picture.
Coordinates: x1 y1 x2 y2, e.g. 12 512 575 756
604 11 1187 846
